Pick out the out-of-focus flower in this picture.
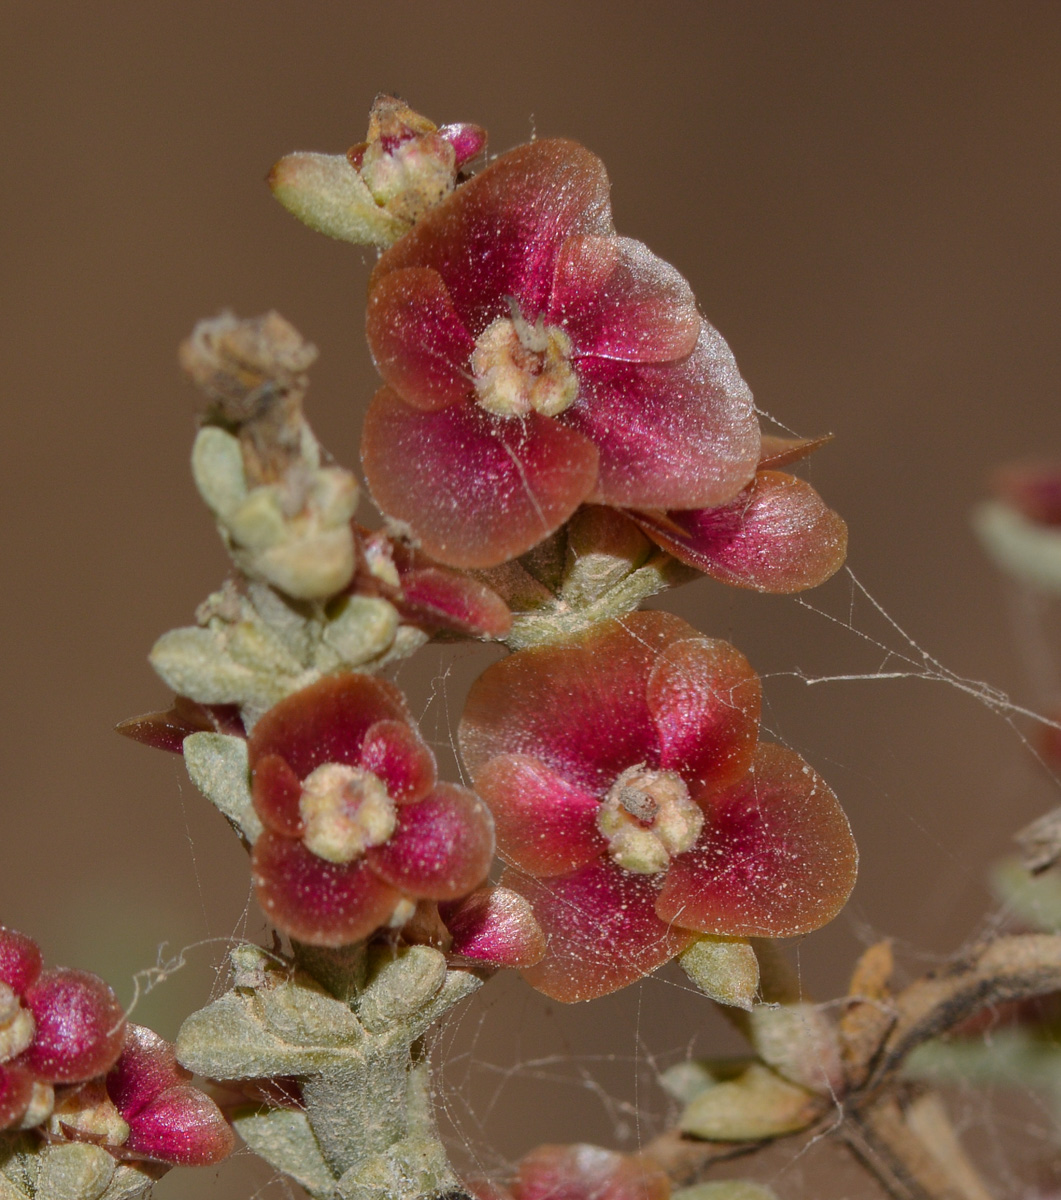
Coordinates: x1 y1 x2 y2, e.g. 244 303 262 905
459 612 856 1001
362 138 760 568
249 674 495 946
469 1143 671 1200
974 457 1061 595
270 94 486 248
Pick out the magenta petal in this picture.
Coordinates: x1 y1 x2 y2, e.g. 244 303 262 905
0 927 42 994
439 886 546 968
504 861 694 1002
362 388 599 569
117 698 244 755
367 783 494 901
252 831 401 946
366 268 475 412
21 969 126 1083
637 471 848 593
107 1025 188 1120
125 1083 235 1166
473 754 603 875
248 674 410 783
0 1063 34 1130
397 567 512 639
460 612 694 793
549 236 700 362
360 719 437 805
646 636 761 794
655 742 858 938
439 122 487 167
371 139 613 336
569 321 760 510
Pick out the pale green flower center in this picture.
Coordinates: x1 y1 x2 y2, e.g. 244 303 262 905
300 763 396 864
471 299 578 418
597 764 703 875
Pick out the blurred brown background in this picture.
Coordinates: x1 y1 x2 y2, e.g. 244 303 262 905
3 3 1060 1195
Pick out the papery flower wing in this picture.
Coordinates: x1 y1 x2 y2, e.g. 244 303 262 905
473 754 603 875
516 1144 671 1200
548 235 700 363
439 887 546 968
371 139 613 335
251 830 401 946
636 471 848 593
460 612 698 792
366 268 476 411
107 1025 188 1120
646 636 762 793
251 753 305 836
0 927 42 994
0 1064 34 1130
396 566 512 639
362 387 598 569
116 697 244 754
366 783 494 900
504 861 694 1002
569 322 760 510
248 674 410 782
758 432 832 470
655 742 857 937
123 1084 235 1166
360 719 437 805
21 969 126 1083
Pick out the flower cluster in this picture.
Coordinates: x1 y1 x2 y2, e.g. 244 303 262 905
459 612 857 1001
0 928 232 1168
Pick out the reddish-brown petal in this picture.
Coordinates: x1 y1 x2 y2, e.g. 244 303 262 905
637 471 848 593
397 566 513 639
362 387 598 569
569 322 760 510
646 637 762 794
21 969 126 1083
367 784 494 901
460 612 696 793
116 697 244 754
515 1144 671 1200
503 861 694 1002
0 1063 34 1130
107 1025 188 1120
473 754 603 875
251 752 305 837
549 236 700 363
371 139 613 336
248 674 410 783
439 886 547 968
124 1083 236 1166
360 719 437 805
0 927 42 994
655 742 857 938
251 830 401 946
758 432 833 470
366 268 476 411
